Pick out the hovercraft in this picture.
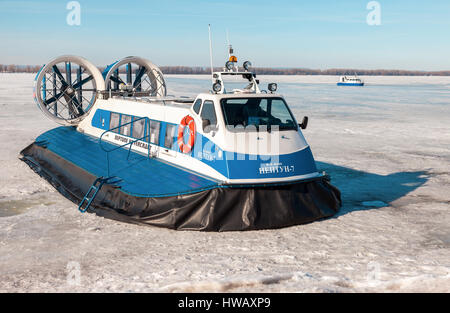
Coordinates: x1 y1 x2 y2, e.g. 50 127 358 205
20 50 341 231
337 75 364 86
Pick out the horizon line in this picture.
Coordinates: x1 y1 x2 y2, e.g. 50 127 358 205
1 64 450 76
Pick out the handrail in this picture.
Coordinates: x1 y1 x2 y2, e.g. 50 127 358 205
99 116 151 176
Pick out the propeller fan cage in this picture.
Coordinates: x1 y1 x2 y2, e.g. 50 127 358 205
34 55 105 126
103 56 167 98
34 55 167 126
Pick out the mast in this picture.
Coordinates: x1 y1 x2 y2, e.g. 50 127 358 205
226 29 232 59
208 24 214 83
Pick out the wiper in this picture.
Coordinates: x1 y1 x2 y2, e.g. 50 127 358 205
279 125 297 131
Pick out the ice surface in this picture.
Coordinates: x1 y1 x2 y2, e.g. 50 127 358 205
0 73 449 292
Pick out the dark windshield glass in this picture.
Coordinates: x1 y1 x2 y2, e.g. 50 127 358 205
201 100 217 127
220 97 297 131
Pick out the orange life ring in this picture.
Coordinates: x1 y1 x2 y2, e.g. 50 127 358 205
177 115 196 153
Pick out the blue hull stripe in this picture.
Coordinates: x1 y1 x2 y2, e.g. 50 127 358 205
337 82 364 86
92 109 318 180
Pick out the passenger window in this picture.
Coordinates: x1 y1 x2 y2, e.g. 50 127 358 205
270 99 295 126
120 114 132 136
109 112 120 133
192 99 202 114
149 120 161 145
164 124 176 149
200 100 217 127
259 99 268 113
132 117 145 138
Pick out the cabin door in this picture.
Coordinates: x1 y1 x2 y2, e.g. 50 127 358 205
147 119 162 158
160 123 177 158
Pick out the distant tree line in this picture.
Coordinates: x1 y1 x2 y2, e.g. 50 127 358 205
1 64 449 76
237 67 450 76
0 64 42 73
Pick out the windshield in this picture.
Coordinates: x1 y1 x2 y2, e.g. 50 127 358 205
220 97 298 132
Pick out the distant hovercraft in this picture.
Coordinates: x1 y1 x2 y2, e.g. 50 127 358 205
337 75 364 86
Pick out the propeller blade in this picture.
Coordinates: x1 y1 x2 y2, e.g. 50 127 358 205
126 63 132 84
63 94 80 118
133 66 146 89
52 65 68 87
53 72 57 116
71 95 84 116
44 91 64 105
76 66 83 104
109 75 125 85
65 62 72 85
113 69 119 90
72 75 93 89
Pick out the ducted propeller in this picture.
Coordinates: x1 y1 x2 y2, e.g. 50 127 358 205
34 55 105 126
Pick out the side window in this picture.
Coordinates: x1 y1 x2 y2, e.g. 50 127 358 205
270 99 295 125
192 99 202 114
259 99 268 114
110 112 120 133
132 117 145 138
164 124 176 149
200 100 217 127
149 120 161 145
120 114 132 136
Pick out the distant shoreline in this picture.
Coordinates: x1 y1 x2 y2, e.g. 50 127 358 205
1 64 449 76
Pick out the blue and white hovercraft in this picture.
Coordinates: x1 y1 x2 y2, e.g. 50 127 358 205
21 52 341 231
337 75 364 86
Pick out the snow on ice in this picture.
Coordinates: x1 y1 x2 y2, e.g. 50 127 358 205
0 73 449 292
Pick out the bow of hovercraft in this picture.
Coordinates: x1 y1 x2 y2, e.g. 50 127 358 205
192 94 320 185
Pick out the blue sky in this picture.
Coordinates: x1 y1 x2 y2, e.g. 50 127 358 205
0 0 449 70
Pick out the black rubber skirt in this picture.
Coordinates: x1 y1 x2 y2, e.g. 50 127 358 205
20 142 341 231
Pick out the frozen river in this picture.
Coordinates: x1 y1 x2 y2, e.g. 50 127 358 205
0 73 449 292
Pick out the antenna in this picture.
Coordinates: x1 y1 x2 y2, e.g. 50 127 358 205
208 24 214 82
226 29 233 58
